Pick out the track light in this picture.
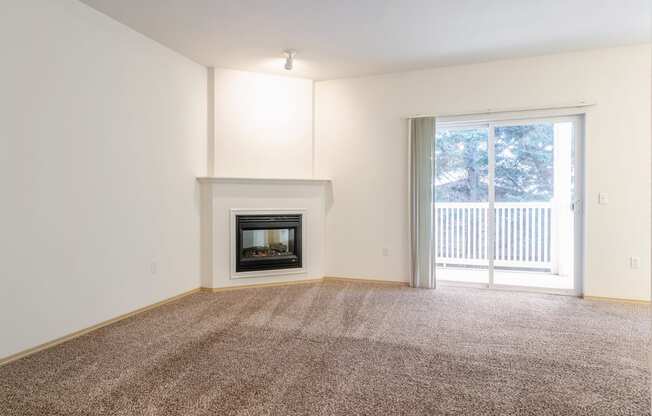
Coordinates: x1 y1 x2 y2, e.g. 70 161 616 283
284 50 296 71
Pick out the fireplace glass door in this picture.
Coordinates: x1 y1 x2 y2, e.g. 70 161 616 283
241 229 295 259
236 214 302 272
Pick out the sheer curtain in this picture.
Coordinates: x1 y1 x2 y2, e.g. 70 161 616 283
409 117 436 288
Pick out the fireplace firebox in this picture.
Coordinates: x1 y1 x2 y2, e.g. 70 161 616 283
235 214 302 272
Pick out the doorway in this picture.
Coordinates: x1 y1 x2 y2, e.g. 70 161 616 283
434 114 583 294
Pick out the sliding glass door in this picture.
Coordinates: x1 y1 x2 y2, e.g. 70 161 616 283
434 115 582 294
434 126 490 284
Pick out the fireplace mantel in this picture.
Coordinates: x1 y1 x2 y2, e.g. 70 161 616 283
197 176 331 185
199 175 328 289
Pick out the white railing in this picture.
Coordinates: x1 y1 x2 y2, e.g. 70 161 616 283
435 202 553 270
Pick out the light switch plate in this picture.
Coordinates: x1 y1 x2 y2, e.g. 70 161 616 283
598 193 609 205
630 257 640 269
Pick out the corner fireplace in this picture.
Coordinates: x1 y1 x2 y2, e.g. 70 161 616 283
235 214 302 272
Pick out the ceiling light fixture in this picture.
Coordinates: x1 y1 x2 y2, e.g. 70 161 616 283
284 50 296 71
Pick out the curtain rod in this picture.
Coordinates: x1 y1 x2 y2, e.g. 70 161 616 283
407 101 595 120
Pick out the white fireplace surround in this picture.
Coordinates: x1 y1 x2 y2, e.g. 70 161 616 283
198 177 330 289
229 208 307 279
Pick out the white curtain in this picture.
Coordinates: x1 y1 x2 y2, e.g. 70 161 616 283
409 117 436 288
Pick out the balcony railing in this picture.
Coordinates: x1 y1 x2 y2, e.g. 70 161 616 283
435 202 553 270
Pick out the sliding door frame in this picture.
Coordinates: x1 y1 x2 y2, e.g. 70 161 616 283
488 124 496 287
435 110 585 296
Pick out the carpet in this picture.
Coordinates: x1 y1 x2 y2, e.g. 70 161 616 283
0 281 650 415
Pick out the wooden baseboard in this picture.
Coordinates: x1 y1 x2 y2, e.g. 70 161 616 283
201 276 410 292
201 278 324 292
0 288 202 367
583 295 651 305
323 276 410 287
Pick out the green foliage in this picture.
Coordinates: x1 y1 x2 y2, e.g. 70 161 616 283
435 125 553 202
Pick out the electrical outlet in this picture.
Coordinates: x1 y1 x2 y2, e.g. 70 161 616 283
150 261 158 275
629 257 640 269
598 193 609 205
382 248 389 257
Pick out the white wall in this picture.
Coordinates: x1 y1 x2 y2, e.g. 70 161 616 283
213 69 314 178
315 45 652 301
0 0 206 358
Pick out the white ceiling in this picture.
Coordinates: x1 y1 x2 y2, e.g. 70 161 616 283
80 0 651 80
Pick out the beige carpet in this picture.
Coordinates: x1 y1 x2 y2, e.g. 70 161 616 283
0 281 650 415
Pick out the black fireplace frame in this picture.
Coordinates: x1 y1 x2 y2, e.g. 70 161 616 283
235 214 302 272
